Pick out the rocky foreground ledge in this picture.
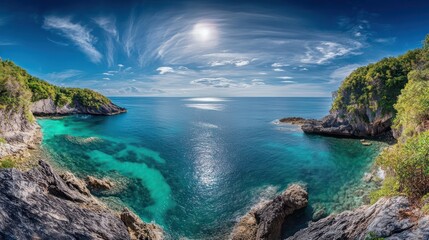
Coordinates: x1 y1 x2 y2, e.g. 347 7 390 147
288 196 429 240
0 160 164 240
230 184 308 240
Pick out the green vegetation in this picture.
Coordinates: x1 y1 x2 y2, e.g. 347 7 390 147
393 70 429 139
0 137 6 144
370 177 401 204
0 158 15 168
375 131 429 200
0 59 111 111
332 49 423 117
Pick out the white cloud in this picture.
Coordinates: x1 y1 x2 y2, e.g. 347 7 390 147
209 59 251 67
118 64 124 67
156 66 174 74
273 68 284 72
43 16 102 63
234 60 250 67
271 63 289 67
103 77 110 80
282 80 296 83
103 72 114 76
329 64 361 83
190 77 234 88
301 41 361 64
300 67 308 71
277 76 293 80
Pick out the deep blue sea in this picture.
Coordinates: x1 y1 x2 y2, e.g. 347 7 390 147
38 97 383 239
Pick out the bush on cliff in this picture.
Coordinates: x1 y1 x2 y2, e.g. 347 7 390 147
375 131 429 199
393 69 429 139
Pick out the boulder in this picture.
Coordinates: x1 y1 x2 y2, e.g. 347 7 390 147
87 175 115 190
231 184 308 240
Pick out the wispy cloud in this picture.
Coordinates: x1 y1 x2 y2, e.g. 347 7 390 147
273 68 284 72
45 69 83 81
329 64 361 83
94 16 118 66
301 41 361 64
43 16 102 63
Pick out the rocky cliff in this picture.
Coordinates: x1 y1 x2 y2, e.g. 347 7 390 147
295 47 426 138
230 184 308 240
0 160 164 240
288 196 429 239
31 98 126 116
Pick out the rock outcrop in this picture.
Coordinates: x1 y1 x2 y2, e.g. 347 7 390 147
0 160 164 240
288 196 429 240
87 175 115 190
300 109 393 138
231 184 308 240
31 98 126 116
121 208 165 240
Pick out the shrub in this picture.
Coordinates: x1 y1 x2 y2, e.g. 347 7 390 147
369 177 401 204
0 158 15 168
376 131 429 199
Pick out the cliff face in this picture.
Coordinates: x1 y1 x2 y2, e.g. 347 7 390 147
0 160 164 240
31 98 126 116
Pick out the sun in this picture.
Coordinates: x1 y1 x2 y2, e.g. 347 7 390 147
192 23 217 42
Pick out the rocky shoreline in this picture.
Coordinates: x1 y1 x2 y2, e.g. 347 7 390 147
0 93 167 239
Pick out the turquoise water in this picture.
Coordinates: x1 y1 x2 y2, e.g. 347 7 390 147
38 97 383 239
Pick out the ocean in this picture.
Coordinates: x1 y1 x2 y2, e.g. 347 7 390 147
38 97 383 239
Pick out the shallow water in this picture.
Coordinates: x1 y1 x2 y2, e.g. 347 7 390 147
38 97 383 239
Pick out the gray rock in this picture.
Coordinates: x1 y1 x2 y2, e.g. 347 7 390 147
230 184 308 240
0 160 163 240
301 109 393 138
288 196 427 240
87 175 115 190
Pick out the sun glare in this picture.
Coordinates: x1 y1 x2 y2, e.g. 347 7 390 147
192 23 216 42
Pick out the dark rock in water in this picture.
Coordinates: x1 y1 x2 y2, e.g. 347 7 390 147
231 184 308 240
279 117 313 125
288 197 429 240
87 175 115 190
0 160 163 240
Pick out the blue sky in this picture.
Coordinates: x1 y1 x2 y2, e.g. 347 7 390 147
0 0 428 97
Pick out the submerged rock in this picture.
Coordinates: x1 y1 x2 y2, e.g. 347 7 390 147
231 184 308 240
87 175 115 190
0 160 163 240
288 196 429 240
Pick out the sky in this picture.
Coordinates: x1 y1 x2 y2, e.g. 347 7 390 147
0 0 428 97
